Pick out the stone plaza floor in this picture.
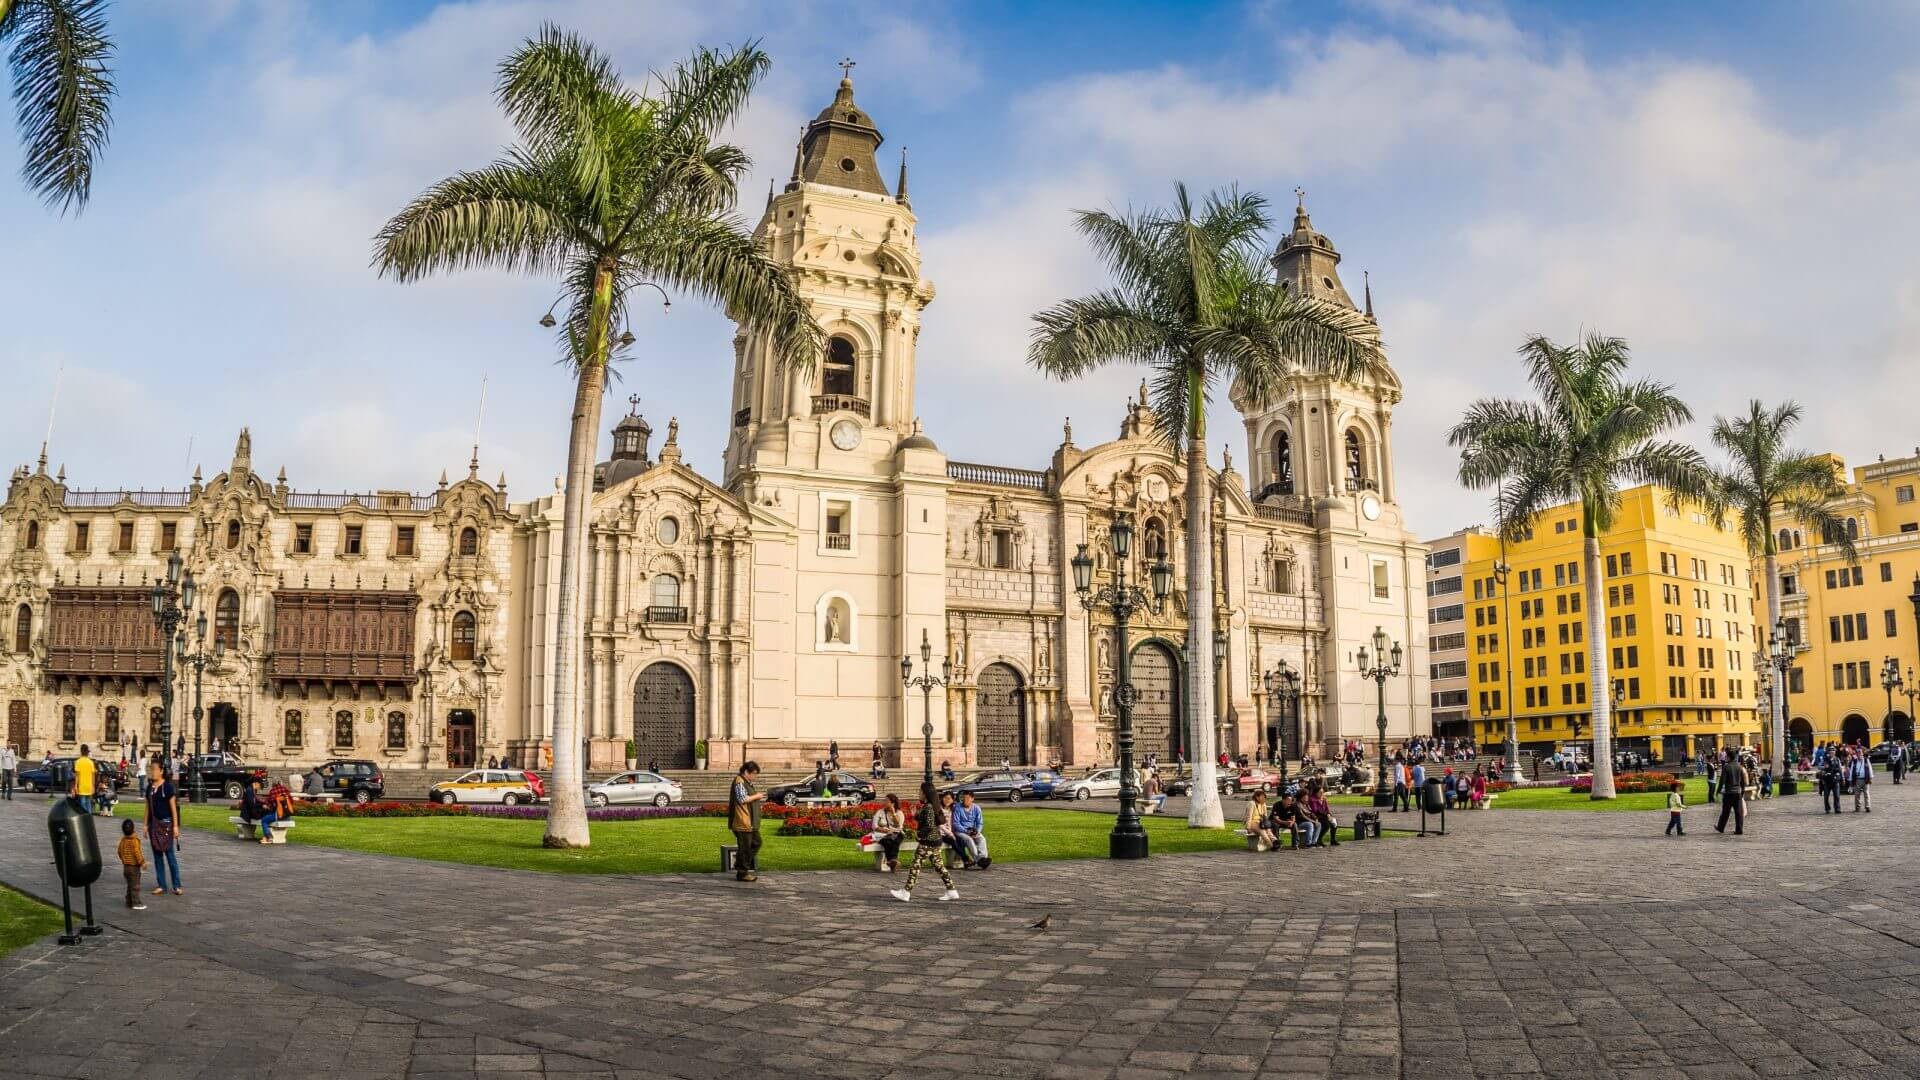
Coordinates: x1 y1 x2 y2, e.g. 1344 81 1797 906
4 785 1920 1079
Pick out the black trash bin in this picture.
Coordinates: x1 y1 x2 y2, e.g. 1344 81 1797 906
1419 777 1447 836
46 795 104 943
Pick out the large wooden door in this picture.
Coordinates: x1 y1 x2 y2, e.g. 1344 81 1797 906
7 700 27 755
1129 642 1182 759
975 663 1027 766
447 710 476 768
632 663 695 769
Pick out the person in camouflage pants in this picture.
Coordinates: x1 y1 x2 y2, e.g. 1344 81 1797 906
891 782 957 902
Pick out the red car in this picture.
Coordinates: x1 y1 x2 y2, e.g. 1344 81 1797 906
522 770 547 800
1231 766 1283 794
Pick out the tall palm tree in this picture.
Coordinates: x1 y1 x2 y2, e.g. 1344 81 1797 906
374 28 820 848
1451 332 1711 799
2 0 115 211
1031 183 1382 828
1707 400 1852 776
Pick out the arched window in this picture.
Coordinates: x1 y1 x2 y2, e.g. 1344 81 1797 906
459 527 478 556
104 706 120 744
214 589 240 650
333 710 354 748
1272 430 1293 494
1344 429 1366 488
12 604 29 654
823 336 857 397
651 574 681 610
1846 518 1859 541
226 519 241 549
1777 528 1792 551
284 710 303 748
451 611 476 662
61 705 76 742
386 711 407 750
24 521 38 549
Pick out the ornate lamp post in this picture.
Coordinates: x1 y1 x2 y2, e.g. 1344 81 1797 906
1910 574 1920 678
1900 666 1920 744
901 629 951 789
1610 678 1626 767
176 610 224 803
1357 625 1403 808
1754 658 1773 775
1071 514 1172 860
1490 555 1522 782
1210 626 1228 769
147 551 194 780
1881 656 1903 744
1264 658 1300 784
1769 618 1798 794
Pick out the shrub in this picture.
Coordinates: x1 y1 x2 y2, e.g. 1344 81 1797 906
694 739 708 760
307 800 471 818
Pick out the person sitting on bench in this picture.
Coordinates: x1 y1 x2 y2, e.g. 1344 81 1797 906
1303 781 1340 846
1243 791 1276 852
238 780 278 844
1270 792 1309 850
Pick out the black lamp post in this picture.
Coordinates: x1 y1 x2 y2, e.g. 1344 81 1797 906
1210 626 1227 768
1882 656 1903 745
1909 574 1920 680
901 629 951 789
1072 514 1172 860
147 551 194 783
1491 554 1522 782
1264 659 1300 784
1770 618 1798 794
1899 666 1919 743
176 611 224 803
1611 678 1626 763
1358 625 1403 808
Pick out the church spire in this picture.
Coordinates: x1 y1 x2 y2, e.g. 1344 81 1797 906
793 60 888 196
896 147 910 208
1363 270 1374 320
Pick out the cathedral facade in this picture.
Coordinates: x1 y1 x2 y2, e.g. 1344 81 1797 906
0 74 1427 771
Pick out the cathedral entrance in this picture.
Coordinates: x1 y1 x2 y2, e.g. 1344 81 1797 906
208 703 240 753
633 663 696 769
975 663 1027 766
1129 642 1183 761
8 700 27 756
447 711 476 768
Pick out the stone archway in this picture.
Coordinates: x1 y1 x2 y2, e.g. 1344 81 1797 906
1129 641 1183 760
1788 717 1814 755
975 663 1027 766
632 662 696 769
1841 714 1870 746
1889 711 1914 744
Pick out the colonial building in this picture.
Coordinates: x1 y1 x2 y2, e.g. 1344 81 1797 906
1 433 516 770
5 72 1429 771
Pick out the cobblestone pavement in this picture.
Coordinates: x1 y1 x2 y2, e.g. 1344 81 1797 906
3 786 1920 1079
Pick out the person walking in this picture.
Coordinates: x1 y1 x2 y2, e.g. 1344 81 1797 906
891 782 958 902
727 761 765 882
828 740 840 770
1819 753 1842 814
0 741 15 800
871 794 908 872
116 818 148 911
1714 752 1747 835
70 745 97 815
144 759 182 896
1890 742 1906 785
1705 750 1719 803
1665 785 1686 836
1851 749 1873 813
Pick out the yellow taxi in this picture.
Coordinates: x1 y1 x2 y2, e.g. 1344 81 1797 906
428 769 543 806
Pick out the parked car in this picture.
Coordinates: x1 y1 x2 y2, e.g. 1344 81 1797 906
766 771 876 807
429 768 539 806
17 757 127 794
185 754 273 800
1022 769 1065 798
585 771 683 807
940 770 1034 802
1164 770 1233 797
1052 768 1131 801
301 759 386 804
1229 766 1283 794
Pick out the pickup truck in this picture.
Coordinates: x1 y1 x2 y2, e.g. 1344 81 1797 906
186 754 273 799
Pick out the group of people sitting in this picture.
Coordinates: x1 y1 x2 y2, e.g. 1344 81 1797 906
868 790 990 871
234 778 297 844
1241 781 1342 851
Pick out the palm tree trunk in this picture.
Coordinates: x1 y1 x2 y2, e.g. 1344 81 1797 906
1763 547 1784 777
1582 524 1614 799
1184 372 1223 828
542 261 615 849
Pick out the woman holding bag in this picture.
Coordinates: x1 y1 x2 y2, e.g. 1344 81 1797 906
144 759 183 896
871 794 908 871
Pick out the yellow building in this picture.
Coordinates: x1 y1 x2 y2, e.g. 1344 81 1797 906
1769 450 1920 750
1450 485 1763 761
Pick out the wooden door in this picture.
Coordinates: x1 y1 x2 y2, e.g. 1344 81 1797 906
975 663 1027 766
7 700 26 755
447 711 476 768
632 663 695 769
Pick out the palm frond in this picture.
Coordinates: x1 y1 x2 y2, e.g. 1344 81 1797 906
652 41 769 144
7 0 114 213
633 211 822 367
1028 291 1179 380
372 154 580 281
496 25 635 220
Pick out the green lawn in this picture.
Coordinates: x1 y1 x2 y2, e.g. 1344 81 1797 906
123 804 1271 875
0 886 64 957
1328 776 1714 812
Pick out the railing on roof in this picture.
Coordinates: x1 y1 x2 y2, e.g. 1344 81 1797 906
947 462 1049 491
285 492 437 511
63 490 192 508
1254 501 1315 526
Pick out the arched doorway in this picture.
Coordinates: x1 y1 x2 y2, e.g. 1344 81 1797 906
1129 641 1183 760
446 711 476 767
633 662 696 769
976 663 1027 766
1889 711 1914 744
1788 717 1814 755
208 703 239 752
1841 714 1869 746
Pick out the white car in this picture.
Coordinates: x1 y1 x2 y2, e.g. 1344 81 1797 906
585 771 683 808
429 769 542 806
1053 768 1135 801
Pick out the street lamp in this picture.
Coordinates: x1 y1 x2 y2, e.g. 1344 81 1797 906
176 610 224 803
1882 656 1904 745
1357 625 1403 808
1900 667 1920 744
1210 626 1228 768
1490 556 1523 782
1264 658 1301 784
1072 514 1172 860
901 629 951 789
147 551 194 781
1769 617 1798 794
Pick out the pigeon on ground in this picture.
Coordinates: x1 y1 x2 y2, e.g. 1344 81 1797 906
1030 914 1051 930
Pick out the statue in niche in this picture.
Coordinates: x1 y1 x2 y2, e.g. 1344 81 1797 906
1097 637 1112 671
824 604 844 644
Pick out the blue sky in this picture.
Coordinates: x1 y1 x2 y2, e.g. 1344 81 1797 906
5 0 1919 534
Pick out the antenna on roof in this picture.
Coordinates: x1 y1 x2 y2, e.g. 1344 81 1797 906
183 435 194 476
38 361 63 473
471 374 489 477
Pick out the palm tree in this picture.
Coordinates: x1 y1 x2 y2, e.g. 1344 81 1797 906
1451 332 1712 799
374 28 820 848
2 0 115 211
1030 183 1382 828
1707 400 1852 777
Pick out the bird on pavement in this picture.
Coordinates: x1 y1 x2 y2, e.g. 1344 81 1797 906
1030 914 1051 930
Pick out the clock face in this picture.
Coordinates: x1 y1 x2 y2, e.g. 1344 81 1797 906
830 419 861 451
1361 494 1382 521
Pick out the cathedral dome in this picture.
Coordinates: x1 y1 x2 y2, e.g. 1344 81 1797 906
897 431 940 453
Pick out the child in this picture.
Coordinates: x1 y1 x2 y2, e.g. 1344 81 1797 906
1759 765 1774 799
1665 786 1686 836
117 818 148 910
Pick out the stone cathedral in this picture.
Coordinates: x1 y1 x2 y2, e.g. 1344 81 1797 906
0 73 1427 772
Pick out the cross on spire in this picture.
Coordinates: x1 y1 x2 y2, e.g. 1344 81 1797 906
838 57 856 81
1294 186 1306 209
627 393 642 415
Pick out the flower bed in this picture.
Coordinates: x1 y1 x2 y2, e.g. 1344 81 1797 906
463 799 908 833
1569 771 1681 794
306 800 472 817
468 804 713 822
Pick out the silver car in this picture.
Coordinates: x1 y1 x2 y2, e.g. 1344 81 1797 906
1054 768 1129 801
585 771 683 808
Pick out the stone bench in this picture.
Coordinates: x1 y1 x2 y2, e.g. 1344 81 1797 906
858 838 919 871
229 816 296 844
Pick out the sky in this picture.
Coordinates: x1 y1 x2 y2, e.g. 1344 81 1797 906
4 0 1919 537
